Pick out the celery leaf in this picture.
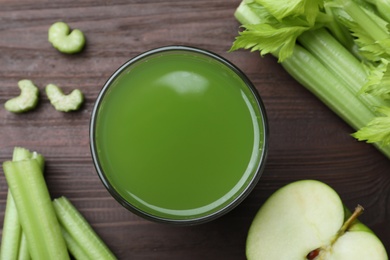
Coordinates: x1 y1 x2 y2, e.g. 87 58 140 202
361 59 390 99
255 0 322 25
328 1 390 61
230 24 308 61
352 106 390 145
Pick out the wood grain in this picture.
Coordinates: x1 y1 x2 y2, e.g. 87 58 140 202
0 1 389 259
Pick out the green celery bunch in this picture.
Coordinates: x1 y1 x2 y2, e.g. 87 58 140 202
231 0 390 158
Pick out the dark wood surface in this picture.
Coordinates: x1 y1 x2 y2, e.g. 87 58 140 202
1 1 389 259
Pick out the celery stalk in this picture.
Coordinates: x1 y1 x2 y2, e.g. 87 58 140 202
2 159 69 260
282 45 373 130
298 28 390 109
298 28 368 91
17 233 29 260
234 0 261 25
338 0 389 40
53 196 117 260
0 147 43 260
0 190 22 260
375 0 390 22
60 226 90 260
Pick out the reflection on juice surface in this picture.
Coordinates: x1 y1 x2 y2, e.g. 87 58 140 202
94 50 266 221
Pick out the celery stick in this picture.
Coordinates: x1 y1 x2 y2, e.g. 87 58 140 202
0 190 22 260
2 159 69 260
339 0 389 41
60 226 90 260
15 148 43 260
234 0 261 25
298 28 390 109
374 0 390 22
0 147 39 260
298 28 368 91
17 233 29 260
53 196 117 260
282 45 374 130
322 5 358 54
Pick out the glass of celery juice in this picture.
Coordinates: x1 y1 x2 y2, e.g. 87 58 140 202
90 46 268 224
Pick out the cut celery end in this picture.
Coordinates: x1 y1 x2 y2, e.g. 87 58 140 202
12 146 44 170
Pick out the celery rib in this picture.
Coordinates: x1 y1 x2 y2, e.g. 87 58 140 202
375 0 390 23
282 45 374 130
17 233 29 260
339 0 389 41
53 196 117 260
60 226 91 260
298 28 368 90
2 159 69 260
298 28 390 110
0 147 42 260
0 191 22 260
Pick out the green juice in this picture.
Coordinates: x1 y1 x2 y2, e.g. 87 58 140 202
91 47 267 223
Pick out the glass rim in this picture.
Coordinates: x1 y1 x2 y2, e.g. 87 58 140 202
89 45 269 225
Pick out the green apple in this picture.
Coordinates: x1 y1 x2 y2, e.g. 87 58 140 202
246 180 388 259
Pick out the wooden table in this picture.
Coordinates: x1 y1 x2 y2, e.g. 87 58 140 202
1 1 389 259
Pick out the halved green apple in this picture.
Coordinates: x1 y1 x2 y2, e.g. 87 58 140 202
246 180 388 260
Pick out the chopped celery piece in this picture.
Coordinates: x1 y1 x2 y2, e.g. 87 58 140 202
45 84 84 112
2 159 69 260
53 196 117 260
4 80 39 113
48 22 86 54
